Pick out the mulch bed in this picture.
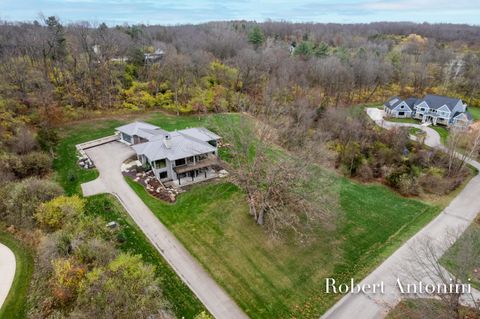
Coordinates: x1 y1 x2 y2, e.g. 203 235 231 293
122 165 182 203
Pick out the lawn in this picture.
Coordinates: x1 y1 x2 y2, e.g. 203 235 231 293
468 106 480 121
55 110 442 318
0 231 34 319
441 214 480 290
126 172 439 318
408 127 422 135
431 126 449 144
387 117 419 124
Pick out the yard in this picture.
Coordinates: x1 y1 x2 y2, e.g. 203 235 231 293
441 214 480 290
55 111 443 318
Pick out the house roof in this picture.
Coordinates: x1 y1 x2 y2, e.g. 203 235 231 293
418 95 462 111
132 131 216 161
384 96 417 110
384 96 401 110
453 111 473 121
116 121 163 136
179 127 221 142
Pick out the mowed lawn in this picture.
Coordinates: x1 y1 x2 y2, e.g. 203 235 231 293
56 111 441 318
127 172 439 318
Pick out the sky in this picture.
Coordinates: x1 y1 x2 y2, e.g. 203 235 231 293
0 0 479 25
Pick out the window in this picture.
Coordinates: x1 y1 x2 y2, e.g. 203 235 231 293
398 112 405 116
154 159 166 168
159 171 168 179
175 158 186 166
122 133 132 143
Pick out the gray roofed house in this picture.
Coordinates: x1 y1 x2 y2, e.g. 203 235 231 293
385 94 472 128
116 122 221 185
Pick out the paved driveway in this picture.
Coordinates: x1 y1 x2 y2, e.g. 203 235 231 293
81 142 248 319
321 110 480 318
0 243 16 309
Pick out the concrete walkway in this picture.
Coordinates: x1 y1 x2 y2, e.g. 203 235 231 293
0 243 16 310
321 109 480 318
81 141 248 319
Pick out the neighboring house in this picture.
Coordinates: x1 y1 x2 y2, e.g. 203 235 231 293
384 94 473 128
144 48 164 64
116 122 221 184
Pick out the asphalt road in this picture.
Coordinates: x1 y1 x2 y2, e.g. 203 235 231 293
321 109 480 318
81 141 248 319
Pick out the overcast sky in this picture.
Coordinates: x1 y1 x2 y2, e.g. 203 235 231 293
1 0 479 25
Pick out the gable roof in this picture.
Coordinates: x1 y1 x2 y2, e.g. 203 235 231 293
384 96 401 110
419 95 462 111
385 96 417 110
132 131 216 161
453 111 473 121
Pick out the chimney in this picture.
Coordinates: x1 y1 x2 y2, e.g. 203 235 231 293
163 134 171 149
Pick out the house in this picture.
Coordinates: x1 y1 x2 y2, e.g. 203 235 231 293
116 122 221 185
144 48 164 64
384 94 473 128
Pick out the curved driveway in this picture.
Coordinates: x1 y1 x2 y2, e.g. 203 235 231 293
0 243 16 310
81 142 248 319
322 108 480 318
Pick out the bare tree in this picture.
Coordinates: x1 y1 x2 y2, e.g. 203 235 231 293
446 127 480 177
211 114 337 241
399 231 480 319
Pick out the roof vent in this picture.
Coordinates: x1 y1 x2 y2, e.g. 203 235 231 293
163 134 171 149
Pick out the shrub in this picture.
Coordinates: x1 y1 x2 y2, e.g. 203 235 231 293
1 178 63 228
35 195 85 231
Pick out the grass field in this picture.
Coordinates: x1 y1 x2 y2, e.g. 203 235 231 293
126 170 439 318
0 231 33 319
55 110 443 318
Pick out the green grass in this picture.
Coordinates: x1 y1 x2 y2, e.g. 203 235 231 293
387 117 419 124
441 215 480 290
126 174 439 318
431 126 449 145
55 110 443 318
468 107 480 121
0 231 34 319
408 127 422 135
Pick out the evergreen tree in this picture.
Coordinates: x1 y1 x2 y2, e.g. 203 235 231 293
248 26 265 48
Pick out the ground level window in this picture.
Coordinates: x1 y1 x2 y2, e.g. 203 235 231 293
398 112 405 116
159 171 168 179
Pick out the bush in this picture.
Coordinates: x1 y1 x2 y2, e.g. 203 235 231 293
37 125 59 152
35 195 85 231
1 178 63 228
